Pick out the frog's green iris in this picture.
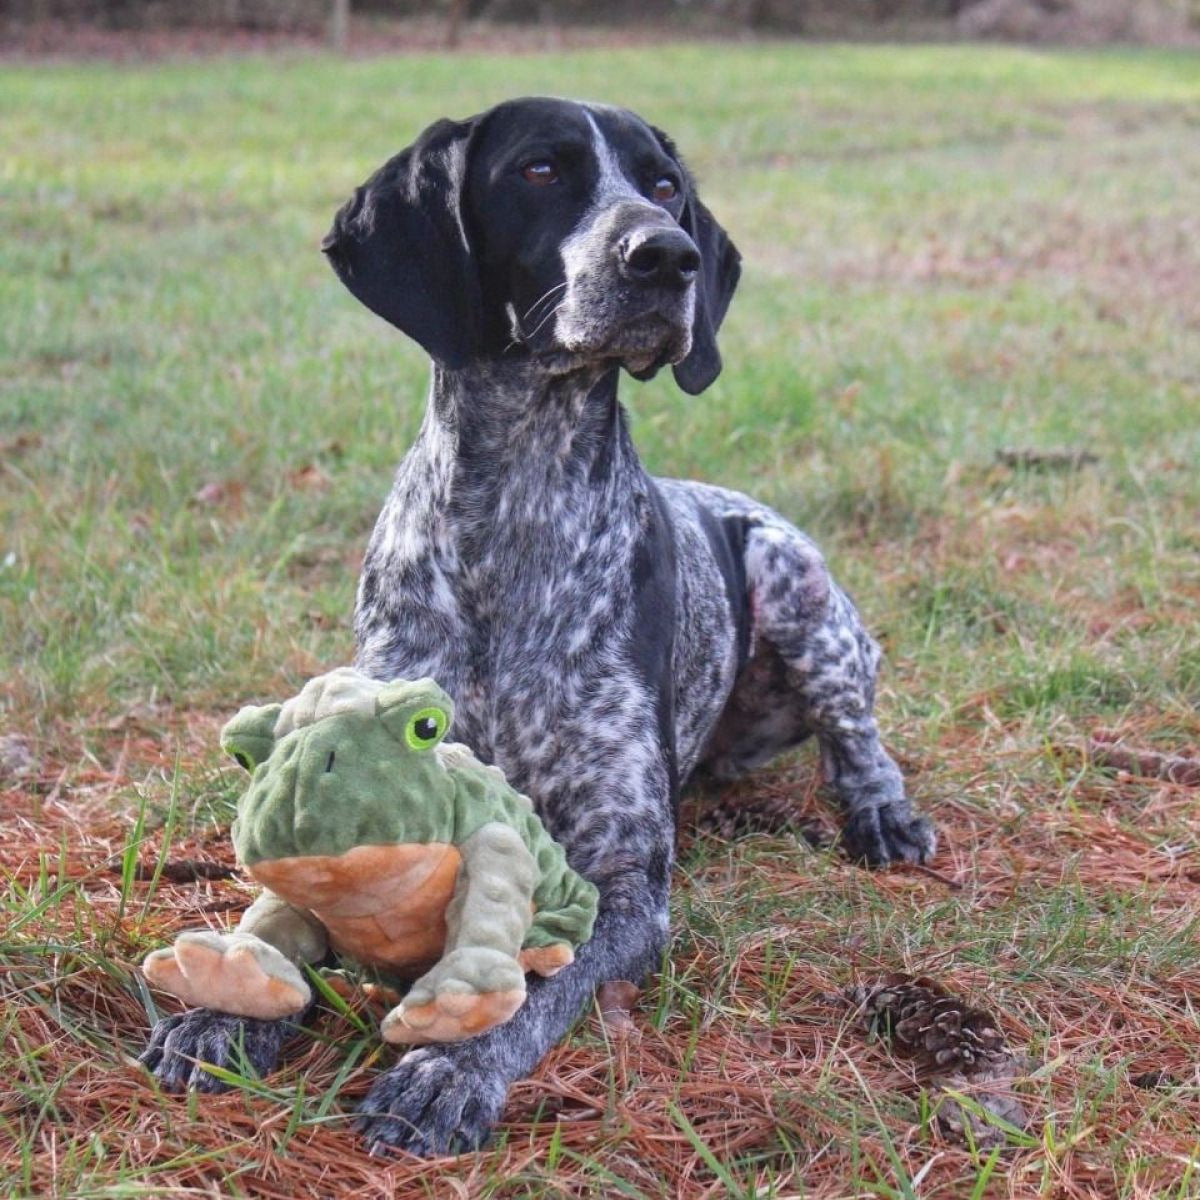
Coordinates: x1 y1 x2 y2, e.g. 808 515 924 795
405 707 447 751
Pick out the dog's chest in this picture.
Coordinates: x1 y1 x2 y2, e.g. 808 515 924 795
356 449 653 771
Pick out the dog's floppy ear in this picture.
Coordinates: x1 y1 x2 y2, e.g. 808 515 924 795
674 193 741 395
322 117 482 369
652 126 742 396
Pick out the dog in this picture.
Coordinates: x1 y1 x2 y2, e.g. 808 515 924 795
141 96 936 1156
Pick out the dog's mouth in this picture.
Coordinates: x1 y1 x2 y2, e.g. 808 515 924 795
606 314 691 373
541 309 692 376
611 312 676 349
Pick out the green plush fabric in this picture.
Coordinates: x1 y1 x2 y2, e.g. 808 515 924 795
142 669 600 1040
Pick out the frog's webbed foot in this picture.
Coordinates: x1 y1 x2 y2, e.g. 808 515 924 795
380 947 525 1045
517 942 574 977
143 931 311 1020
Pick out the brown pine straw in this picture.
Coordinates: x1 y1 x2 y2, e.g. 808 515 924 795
3 709 1200 1198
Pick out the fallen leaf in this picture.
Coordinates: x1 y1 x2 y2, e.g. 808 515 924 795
0 733 37 782
995 447 1099 472
361 981 403 1009
132 858 237 884
743 1019 775 1054
596 979 641 1038
1130 1069 1180 1090
0 432 43 457
190 479 245 509
288 463 332 491
835 380 863 415
105 701 163 732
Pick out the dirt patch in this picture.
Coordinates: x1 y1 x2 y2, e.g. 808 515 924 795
834 206 1200 332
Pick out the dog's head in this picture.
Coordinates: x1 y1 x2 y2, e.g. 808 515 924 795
322 97 740 395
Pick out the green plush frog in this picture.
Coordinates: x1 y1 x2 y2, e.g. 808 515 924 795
143 669 598 1045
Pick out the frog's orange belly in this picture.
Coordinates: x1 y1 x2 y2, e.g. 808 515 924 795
247 843 461 975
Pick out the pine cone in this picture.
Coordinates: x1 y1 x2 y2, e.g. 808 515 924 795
847 973 1029 1147
935 1060 1029 1150
697 794 829 846
848 974 1007 1076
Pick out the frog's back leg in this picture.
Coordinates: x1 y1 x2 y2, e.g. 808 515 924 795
522 814 600 971
380 822 533 1044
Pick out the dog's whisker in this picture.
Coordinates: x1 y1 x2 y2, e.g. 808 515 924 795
503 287 568 355
502 300 567 356
522 281 567 324
524 301 567 344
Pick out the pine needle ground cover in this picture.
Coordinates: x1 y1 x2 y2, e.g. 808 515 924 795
2 42 1199 1199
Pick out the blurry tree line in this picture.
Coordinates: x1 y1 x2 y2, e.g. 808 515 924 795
0 0 1037 32
5 0 1197 38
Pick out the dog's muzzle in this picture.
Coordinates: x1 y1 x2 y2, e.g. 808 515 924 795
551 208 700 371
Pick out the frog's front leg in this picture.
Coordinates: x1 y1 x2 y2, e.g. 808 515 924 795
143 891 327 1020
380 824 534 1045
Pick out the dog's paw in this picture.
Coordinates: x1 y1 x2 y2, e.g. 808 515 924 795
138 1008 290 1093
356 1045 508 1157
842 803 937 866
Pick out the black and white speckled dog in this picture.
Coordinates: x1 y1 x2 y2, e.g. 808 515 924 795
141 97 935 1155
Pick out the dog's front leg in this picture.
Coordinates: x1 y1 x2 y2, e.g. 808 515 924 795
139 1008 301 1091
356 881 667 1156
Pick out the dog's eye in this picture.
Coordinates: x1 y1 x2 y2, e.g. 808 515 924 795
405 706 448 750
652 177 678 203
522 160 559 186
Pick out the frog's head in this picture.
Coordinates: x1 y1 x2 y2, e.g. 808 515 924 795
225 670 460 870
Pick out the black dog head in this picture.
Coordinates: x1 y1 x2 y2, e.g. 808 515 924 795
322 97 741 395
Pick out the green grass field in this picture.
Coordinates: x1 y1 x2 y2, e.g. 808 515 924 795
2 39 1199 1198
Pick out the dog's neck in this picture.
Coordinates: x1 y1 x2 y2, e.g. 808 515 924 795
367 358 652 598
412 359 645 506
428 358 616 452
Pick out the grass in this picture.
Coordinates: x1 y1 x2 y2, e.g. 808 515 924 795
3 36 1200 1199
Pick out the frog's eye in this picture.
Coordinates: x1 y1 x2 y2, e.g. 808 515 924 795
221 701 281 771
405 706 448 751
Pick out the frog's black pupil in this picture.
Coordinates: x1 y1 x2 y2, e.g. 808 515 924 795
414 717 439 742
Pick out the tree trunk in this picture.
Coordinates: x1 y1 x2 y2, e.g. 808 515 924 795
445 0 468 47
330 0 349 51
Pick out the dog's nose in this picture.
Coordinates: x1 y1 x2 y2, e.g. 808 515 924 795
617 228 701 290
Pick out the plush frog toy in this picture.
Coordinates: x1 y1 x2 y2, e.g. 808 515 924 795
143 669 598 1045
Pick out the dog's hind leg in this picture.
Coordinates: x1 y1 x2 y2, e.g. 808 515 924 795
717 517 936 866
